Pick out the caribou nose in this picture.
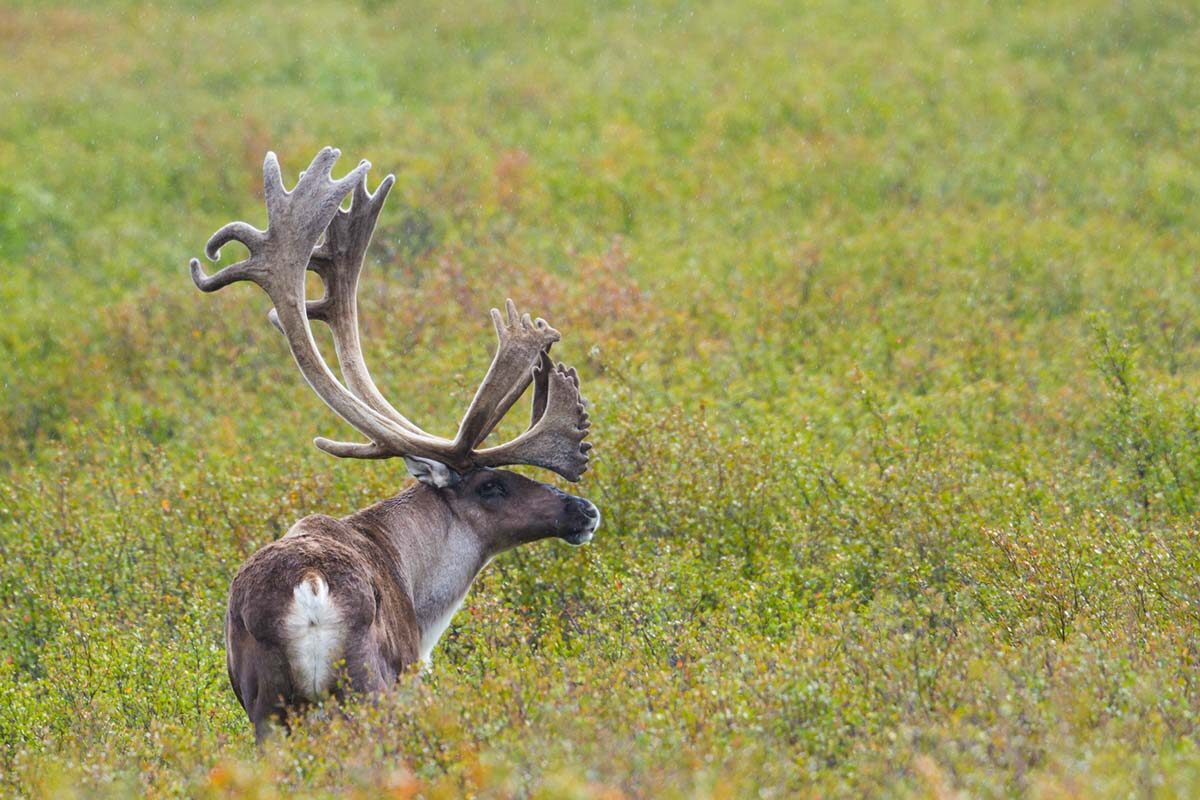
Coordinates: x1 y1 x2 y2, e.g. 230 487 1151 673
579 499 601 532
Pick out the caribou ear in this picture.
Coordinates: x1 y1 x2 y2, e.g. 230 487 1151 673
404 456 461 488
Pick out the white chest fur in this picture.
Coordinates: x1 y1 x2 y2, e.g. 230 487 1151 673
410 528 491 669
417 590 468 668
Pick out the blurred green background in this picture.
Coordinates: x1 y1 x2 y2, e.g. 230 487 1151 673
2 0 1200 797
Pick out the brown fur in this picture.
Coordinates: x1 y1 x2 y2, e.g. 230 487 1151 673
225 469 599 742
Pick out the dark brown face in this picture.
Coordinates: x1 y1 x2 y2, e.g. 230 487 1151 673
439 468 600 552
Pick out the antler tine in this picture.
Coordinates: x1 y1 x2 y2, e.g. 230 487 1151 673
311 438 390 459
475 358 592 482
528 349 553 427
189 221 267 292
204 221 267 262
448 298 560 454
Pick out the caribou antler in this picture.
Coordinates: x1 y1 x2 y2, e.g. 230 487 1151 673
476 355 592 480
191 147 591 481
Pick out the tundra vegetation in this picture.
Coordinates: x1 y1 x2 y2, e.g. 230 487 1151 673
2 1 1199 797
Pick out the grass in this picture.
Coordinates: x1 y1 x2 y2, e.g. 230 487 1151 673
2 0 1200 796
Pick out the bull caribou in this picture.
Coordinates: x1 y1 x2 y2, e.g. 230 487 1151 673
189 147 598 741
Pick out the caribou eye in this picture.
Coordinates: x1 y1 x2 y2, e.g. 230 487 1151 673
477 479 506 499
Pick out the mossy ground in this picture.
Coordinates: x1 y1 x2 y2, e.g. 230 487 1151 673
2 1 1200 797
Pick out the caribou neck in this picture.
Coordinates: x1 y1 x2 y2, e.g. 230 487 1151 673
347 486 492 655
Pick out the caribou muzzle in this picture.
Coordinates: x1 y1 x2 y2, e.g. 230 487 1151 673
553 488 601 546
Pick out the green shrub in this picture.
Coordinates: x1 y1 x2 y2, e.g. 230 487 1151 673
3 0 1200 796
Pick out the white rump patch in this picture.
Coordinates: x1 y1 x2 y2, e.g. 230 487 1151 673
283 573 345 701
